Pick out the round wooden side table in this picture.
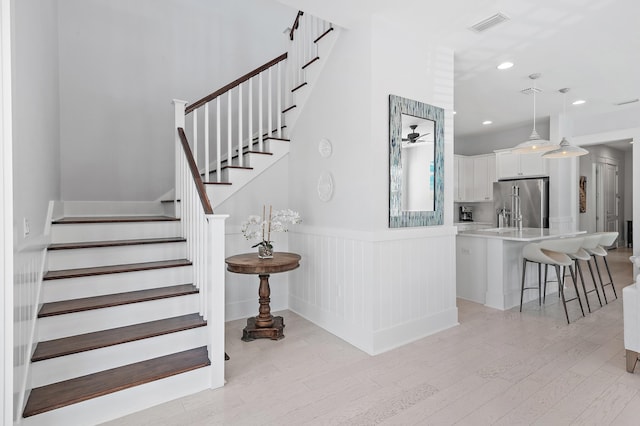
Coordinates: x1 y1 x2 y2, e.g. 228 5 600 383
225 252 301 341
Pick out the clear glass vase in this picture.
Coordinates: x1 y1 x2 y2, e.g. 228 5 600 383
258 243 273 259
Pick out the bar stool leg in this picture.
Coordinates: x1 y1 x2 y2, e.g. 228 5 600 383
557 265 571 324
569 265 585 317
592 255 609 304
602 256 618 299
543 264 549 304
538 263 542 305
586 259 603 307
520 259 527 312
575 259 592 313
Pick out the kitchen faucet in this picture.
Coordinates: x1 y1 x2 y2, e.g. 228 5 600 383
511 185 523 230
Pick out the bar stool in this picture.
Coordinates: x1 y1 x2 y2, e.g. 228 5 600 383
520 237 585 324
568 234 603 313
586 231 619 303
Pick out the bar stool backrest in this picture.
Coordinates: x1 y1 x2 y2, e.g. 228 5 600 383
597 232 619 247
537 237 585 255
581 234 603 250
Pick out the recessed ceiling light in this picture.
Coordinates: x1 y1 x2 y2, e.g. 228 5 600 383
453 111 457 115
497 62 514 70
572 99 586 105
482 120 492 125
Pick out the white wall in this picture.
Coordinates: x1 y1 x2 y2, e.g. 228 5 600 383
57 0 294 201
287 15 457 355
12 0 61 248
1 0 12 422
11 0 62 420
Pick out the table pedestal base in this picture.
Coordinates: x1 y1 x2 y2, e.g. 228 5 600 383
241 316 285 341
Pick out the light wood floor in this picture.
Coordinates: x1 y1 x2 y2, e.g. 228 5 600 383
105 248 640 425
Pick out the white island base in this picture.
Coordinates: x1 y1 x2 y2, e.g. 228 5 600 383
456 228 585 310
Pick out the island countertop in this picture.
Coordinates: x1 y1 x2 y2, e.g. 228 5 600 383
458 227 586 242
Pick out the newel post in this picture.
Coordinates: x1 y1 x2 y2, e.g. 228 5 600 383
206 214 228 389
172 99 187 219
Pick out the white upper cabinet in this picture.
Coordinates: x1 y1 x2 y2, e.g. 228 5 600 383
495 150 548 180
454 155 472 202
472 154 495 201
455 154 496 202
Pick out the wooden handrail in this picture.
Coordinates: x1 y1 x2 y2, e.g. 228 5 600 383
289 11 304 41
185 53 288 114
177 127 214 214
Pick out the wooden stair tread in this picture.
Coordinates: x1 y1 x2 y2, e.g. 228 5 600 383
48 237 186 250
282 105 297 113
314 27 334 43
302 56 320 69
43 259 192 281
38 284 198 317
52 216 179 224
32 314 206 361
292 82 308 92
222 165 253 170
23 347 210 417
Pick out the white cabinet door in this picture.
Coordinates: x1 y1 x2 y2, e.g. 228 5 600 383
461 156 474 201
519 152 548 176
496 151 520 179
473 156 489 201
472 154 495 201
496 150 548 179
454 155 462 202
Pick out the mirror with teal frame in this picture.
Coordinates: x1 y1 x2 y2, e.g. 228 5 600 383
389 94 444 227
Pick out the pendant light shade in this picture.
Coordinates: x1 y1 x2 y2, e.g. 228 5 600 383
542 137 589 158
511 73 558 153
542 88 589 159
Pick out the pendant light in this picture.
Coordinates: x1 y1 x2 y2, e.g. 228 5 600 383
511 73 558 153
542 88 588 158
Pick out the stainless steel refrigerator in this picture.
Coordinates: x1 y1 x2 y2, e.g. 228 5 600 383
493 177 549 228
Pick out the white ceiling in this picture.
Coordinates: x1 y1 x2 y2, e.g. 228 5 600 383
277 0 640 139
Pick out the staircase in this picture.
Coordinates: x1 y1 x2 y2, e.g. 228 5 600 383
175 11 338 209
21 213 221 425
19 9 338 425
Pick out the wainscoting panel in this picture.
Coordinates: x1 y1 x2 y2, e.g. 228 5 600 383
289 228 458 355
372 233 458 353
289 231 374 353
13 241 47 419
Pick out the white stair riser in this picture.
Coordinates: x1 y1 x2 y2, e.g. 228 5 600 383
47 242 187 270
51 221 181 244
31 326 207 387
38 294 200 340
41 266 193 303
20 367 212 426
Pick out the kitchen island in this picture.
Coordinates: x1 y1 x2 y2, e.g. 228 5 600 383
456 227 585 310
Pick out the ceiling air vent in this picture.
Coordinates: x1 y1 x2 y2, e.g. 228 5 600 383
615 98 639 106
469 12 510 33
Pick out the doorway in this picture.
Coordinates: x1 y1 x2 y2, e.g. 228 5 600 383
596 161 620 239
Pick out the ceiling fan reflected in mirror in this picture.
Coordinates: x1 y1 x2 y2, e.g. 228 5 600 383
402 124 430 143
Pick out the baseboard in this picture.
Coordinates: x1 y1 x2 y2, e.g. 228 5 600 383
371 308 459 355
289 295 374 355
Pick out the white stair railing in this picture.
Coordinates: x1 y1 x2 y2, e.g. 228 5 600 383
173 99 227 389
287 11 334 104
178 11 333 186
183 54 287 183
